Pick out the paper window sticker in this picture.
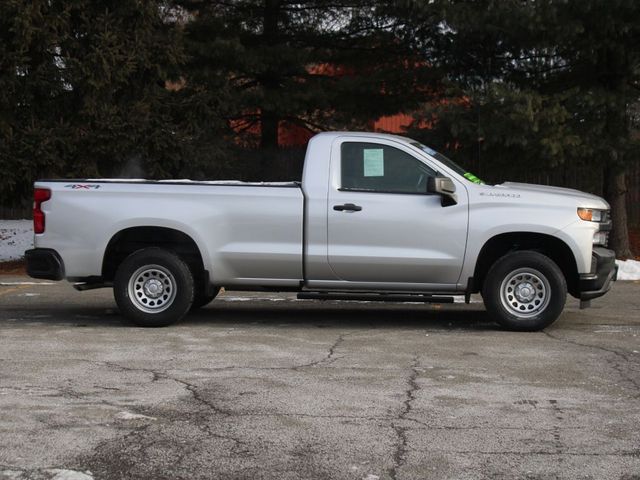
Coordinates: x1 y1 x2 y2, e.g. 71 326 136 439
363 149 384 177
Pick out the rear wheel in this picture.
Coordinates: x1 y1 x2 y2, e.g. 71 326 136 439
482 251 567 331
114 247 194 327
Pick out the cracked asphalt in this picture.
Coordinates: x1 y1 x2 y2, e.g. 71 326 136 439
1 276 639 480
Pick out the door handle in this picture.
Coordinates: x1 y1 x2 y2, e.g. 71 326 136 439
333 203 362 212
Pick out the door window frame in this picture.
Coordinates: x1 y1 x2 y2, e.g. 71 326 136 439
330 136 442 196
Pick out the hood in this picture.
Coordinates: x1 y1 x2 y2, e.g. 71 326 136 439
494 182 609 209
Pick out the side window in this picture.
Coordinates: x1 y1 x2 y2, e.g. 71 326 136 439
340 142 436 194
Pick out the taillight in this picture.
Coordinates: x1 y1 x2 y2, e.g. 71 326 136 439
33 188 51 234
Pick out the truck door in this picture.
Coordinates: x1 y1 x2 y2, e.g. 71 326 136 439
326 138 468 286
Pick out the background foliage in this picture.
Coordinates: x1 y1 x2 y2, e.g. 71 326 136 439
1 0 638 255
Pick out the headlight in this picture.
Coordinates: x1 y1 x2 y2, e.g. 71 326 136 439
577 208 606 222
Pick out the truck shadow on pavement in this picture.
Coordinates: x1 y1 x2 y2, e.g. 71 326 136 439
184 301 498 331
2 300 501 330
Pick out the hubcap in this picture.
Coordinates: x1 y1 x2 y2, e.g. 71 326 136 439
128 265 177 314
499 268 550 318
144 279 164 298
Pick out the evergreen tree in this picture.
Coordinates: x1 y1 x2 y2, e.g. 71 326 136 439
402 0 639 256
0 0 229 207
175 0 439 176
546 0 640 257
0 1 71 205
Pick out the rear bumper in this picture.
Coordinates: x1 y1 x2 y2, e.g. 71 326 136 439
579 247 618 301
25 248 65 280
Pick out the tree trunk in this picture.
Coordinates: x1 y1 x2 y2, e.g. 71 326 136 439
260 110 279 151
259 109 278 179
259 0 281 178
604 164 633 258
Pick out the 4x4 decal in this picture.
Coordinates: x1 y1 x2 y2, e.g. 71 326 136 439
64 184 101 190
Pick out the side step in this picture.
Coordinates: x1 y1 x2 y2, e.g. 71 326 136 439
297 292 454 303
73 281 112 291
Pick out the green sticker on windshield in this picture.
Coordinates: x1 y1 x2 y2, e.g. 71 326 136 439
464 172 484 184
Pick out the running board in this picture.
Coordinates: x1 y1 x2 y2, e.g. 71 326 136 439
73 282 112 291
297 292 454 303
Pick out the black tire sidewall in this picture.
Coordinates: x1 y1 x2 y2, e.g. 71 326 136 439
482 251 567 331
114 248 194 327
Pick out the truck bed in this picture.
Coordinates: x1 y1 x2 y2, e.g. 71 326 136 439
35 179 305 285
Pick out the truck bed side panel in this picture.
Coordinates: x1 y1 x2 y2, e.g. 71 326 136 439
35 182 304 286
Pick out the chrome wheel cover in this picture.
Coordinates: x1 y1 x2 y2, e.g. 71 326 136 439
500 267 550 318
128 264 177 313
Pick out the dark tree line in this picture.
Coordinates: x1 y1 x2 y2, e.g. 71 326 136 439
1 0 638 255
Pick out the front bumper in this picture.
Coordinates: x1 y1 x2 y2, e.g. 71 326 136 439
25 248 65 280
579 247 618 301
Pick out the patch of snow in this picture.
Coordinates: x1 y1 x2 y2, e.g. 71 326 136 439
115 411 156 421
219 296 286 302
162 180 297 186
84 178 298 187
616 259 640 281
0 220 33 261
362 475 380 480
219 296 256 302
47 469 94 480
85 178 147 182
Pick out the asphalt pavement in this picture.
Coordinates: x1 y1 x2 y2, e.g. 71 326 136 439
1 276 639 480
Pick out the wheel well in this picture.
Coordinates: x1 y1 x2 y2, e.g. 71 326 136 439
473 232 579 297
102 227 204 282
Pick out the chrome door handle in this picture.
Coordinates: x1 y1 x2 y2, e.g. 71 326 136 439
333 203 362 212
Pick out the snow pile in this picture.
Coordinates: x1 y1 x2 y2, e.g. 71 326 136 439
616 259 640 281
0 220 33 261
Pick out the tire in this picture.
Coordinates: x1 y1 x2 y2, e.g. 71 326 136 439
482 250 567 331
113 247 194 327
191 286 221 310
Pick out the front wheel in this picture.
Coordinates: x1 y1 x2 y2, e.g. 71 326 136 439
114 248 194 327
482 251 567 331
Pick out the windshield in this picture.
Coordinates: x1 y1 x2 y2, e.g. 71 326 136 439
410 142 485 185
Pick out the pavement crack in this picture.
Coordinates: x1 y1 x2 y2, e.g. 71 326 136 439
542 330 640 398
542 330 634 362
388 354 419 480
86 360 163 383
171 377 231 416
82 359 231 415
297 332 348 368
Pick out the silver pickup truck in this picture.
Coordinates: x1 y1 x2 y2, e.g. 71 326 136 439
26 132 617 330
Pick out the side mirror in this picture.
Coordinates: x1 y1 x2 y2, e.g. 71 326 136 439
427 176 457 206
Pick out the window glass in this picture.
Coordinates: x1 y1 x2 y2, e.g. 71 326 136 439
410 141 486 184
340 142 436 193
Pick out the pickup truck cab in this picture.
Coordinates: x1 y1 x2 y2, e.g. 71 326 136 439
26 132 617 330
